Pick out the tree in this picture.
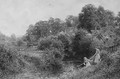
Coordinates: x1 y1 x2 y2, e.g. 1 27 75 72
65 15 79 27
37 35 64 53
11 34 16 41
106 10 115 26
115 12 120 26
78 4 100 32
25 21 51 46
48 17 65 35
78 5 115 32
34 21 50 38
71 29 96 61
97 6 115 28
96 6 107 28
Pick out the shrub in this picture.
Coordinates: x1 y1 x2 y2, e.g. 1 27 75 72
57 33 73 57
37 35 72 75
71 29 96 61
16 39 26 46
45 49 64 75
28 49 64 76
91 50 120 79
0 44 23 74
37 36 64 52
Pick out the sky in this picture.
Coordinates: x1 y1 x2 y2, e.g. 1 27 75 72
0 0 120 37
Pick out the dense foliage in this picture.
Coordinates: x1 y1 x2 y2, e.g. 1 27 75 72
78 4 115 33
0 44 23 74
1 3 120 79
72 29 96 61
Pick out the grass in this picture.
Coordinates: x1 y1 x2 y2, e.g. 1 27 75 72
1 48 120 79
67 50 120 79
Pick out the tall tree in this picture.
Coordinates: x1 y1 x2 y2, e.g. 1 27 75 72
48 17 64 35
78 4 100 32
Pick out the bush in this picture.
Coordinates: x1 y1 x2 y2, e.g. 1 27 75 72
27 49 64 76
41 50 64 75
71 29 96 61
0 44 23 74
37 35 73 75
57 33 73 58
91 50 120 79
37 36 64 52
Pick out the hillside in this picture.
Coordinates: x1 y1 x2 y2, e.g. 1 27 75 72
1 4 120 79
